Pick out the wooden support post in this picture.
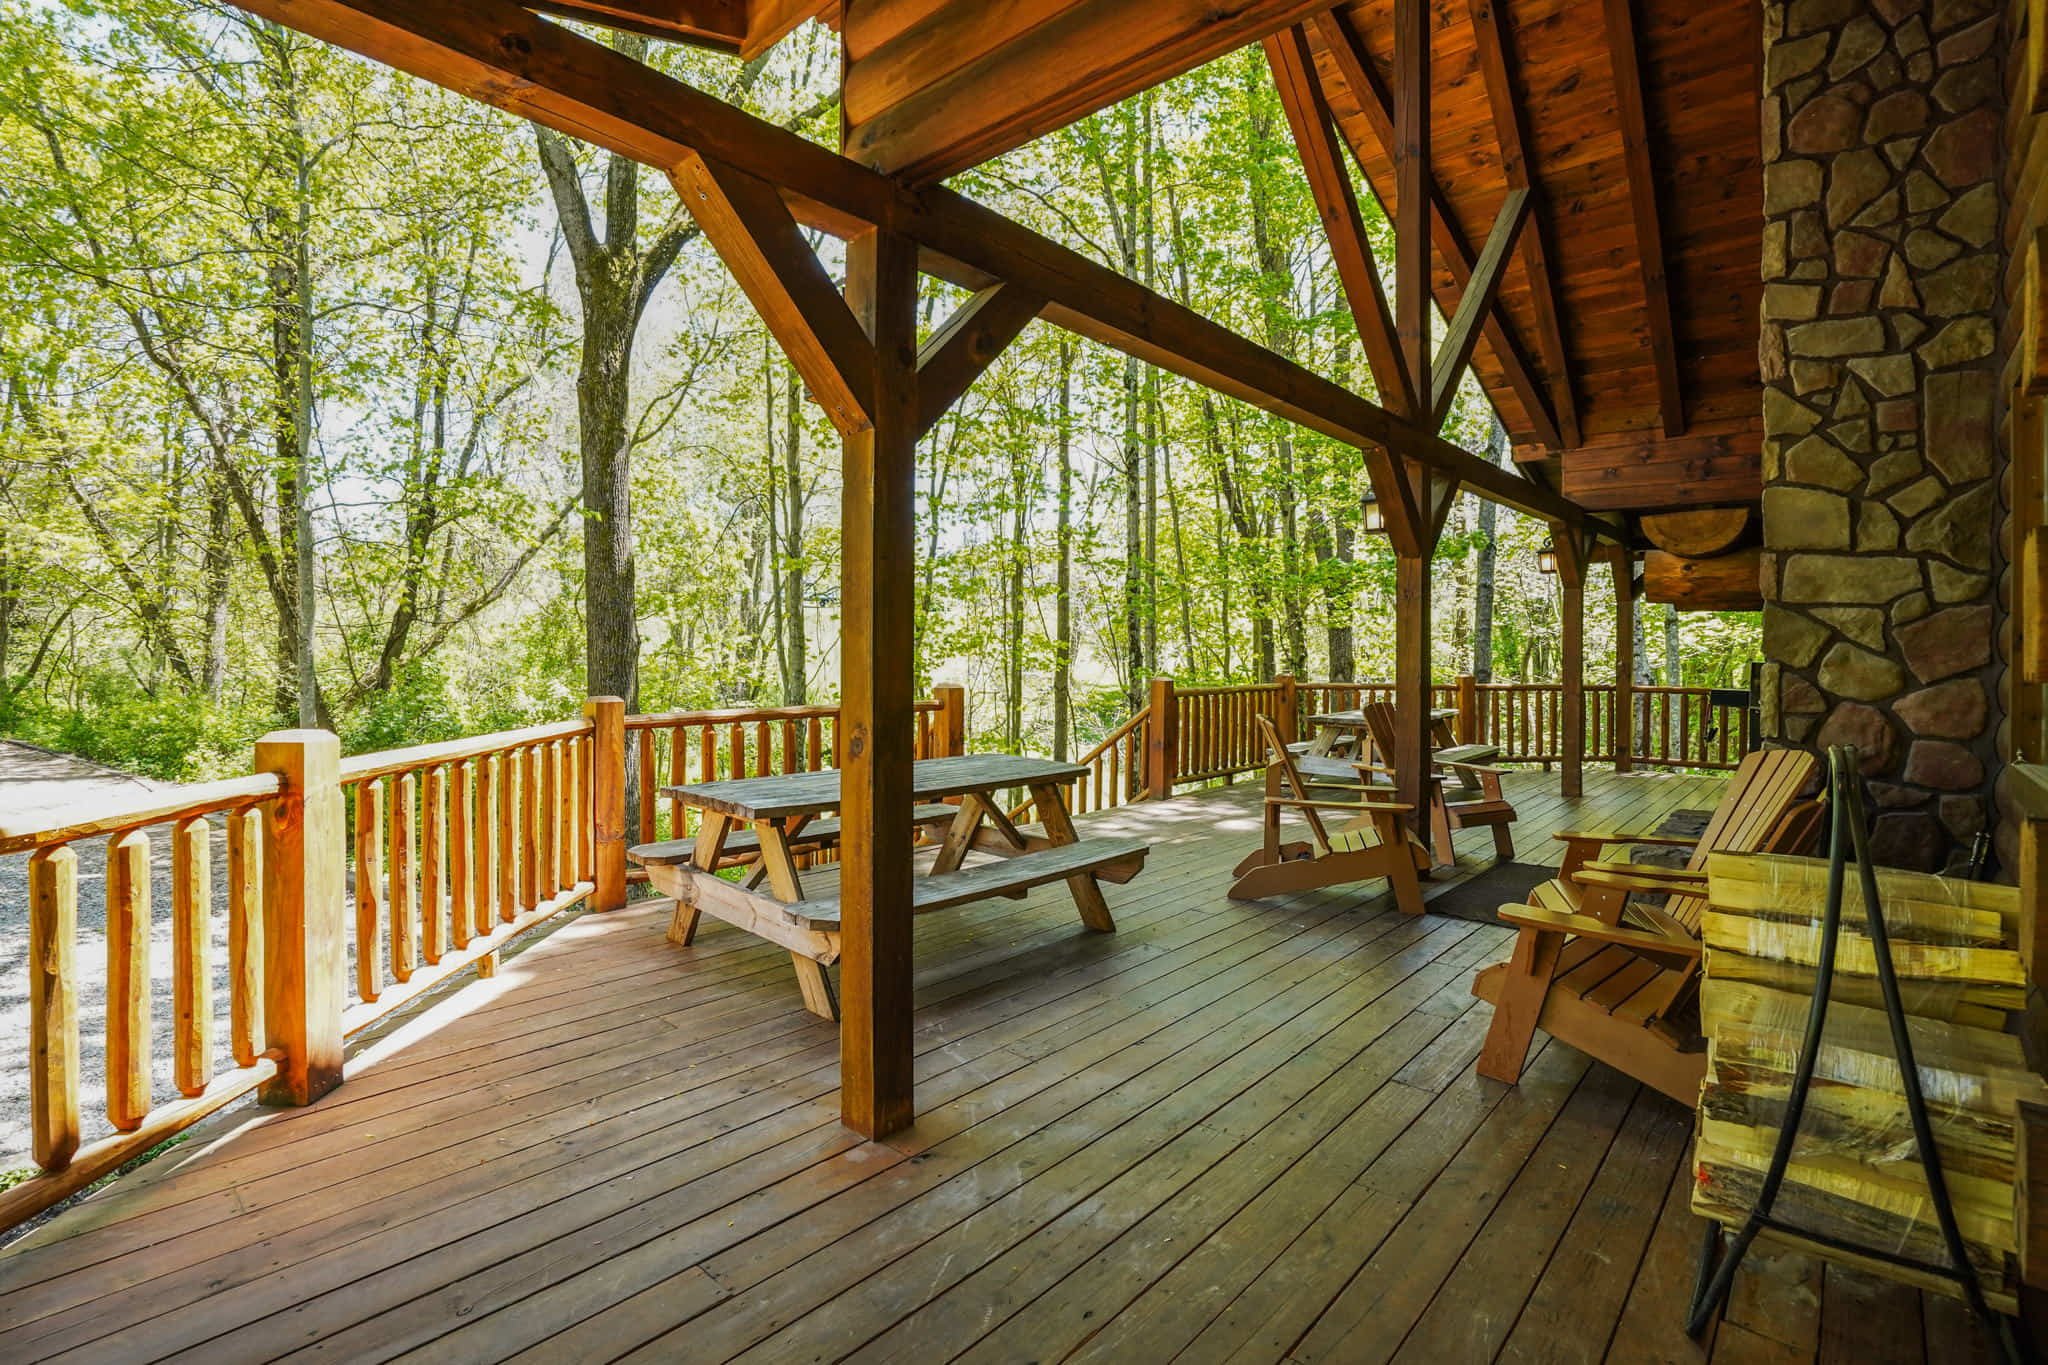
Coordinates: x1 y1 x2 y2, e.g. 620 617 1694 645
1456 674 1478 746
1273 674 1298 747
585 696 628 910
1394 550 1433 827
1558 536 1588 800
1614 551 1637 774
1145 677 1179 799
934 682 967 756
253 729 346 1107
838 225 919 1142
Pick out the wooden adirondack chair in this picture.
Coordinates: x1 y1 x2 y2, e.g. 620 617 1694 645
1471 747 1824 1103
1358 701 1518 867
1229 714 1428 916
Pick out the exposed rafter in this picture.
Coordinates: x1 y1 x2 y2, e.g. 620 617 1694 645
1465 0 1579 449
1432 187 1528 426
1264 25 1415 417
1312 9 1562 450
1393 0 1429 419
1601 0 1684 437
527 0 745 50
841 0 1338 181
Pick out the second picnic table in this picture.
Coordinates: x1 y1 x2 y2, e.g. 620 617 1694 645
629 754 1150 1019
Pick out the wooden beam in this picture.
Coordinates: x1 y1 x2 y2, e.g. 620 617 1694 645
527 0 744 50
915 282 1043 436
1465 0 1579 449
670 153 875 433
224 0 1616 535
837 225 919 1140
1431 188 1529 426
1640 507 1750 557
1642 548 1763 611
1393 0 1429 417
1561 427 1762 512
1265 26 1415 416
1601 0 1684 437
1313 10 1562 450
841 0 1336 182
741 0 833 59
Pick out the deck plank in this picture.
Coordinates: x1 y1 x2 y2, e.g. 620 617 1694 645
0 767 1920 1365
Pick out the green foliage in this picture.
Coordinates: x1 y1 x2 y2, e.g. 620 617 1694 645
0 6 1763 777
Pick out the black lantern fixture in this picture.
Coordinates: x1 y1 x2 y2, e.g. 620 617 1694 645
1362 489 1386 534
1537 539 1558 574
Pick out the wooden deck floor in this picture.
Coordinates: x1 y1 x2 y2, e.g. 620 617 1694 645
0 770 2000 1364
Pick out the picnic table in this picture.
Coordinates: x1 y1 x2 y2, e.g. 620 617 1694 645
628 754 1149 1019
1299 706 1460 758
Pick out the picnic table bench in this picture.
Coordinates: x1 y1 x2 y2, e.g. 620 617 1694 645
629 754 1149 1019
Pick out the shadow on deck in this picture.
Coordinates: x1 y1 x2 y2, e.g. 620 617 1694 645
0 770 1995 1363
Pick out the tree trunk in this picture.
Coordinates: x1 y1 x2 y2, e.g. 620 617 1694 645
1472 420 1503 681
578 281 639 708
202 477 233 701
1052 339 1074 761
1663 603 1681 685
1006 438 1027 751
781 367 807 704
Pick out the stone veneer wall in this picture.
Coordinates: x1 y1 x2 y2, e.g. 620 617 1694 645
1758 0 2003 871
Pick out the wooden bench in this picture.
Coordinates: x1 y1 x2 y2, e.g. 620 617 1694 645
650 834 1149 1018
779 835 1150 930
627 802 960 867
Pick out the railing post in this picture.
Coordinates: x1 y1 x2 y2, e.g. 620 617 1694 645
935 682 967 756
1145 677 1178 799
1455 673 1478 745
252 729 345 1108
1273 674 1298 747
585 697 628 911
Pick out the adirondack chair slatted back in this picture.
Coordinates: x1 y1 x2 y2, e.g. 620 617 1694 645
1256 713 1335 855
1358 701 1398 772
1661 749 1822 933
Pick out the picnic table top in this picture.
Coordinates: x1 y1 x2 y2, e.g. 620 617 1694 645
661 753 1087 821
1305 706 1458 727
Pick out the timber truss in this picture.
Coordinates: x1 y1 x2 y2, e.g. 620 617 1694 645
229 0 1654 1139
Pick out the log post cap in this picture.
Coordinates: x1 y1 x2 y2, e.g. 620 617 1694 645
255 728 339 748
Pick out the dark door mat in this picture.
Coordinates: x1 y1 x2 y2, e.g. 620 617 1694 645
1423 861 1555 924
1632 808 1713 869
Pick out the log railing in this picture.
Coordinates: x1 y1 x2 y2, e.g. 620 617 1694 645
1126 673 1753 793
0 776 283 1232
0 705 628 1235
337 714 604 1035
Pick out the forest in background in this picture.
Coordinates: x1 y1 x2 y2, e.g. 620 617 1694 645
0 1 1761 780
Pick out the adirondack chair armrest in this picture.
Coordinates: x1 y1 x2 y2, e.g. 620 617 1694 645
1573 866 1705 896
1550 829 1699 848
1267 797 1412 814
1586 860 1707 884
1437 761 1510 778
1496 903 1703 960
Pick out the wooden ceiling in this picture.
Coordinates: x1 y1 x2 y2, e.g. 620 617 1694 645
536 0 1765 522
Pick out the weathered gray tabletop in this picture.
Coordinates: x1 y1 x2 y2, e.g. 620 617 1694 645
661 753 1086 820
